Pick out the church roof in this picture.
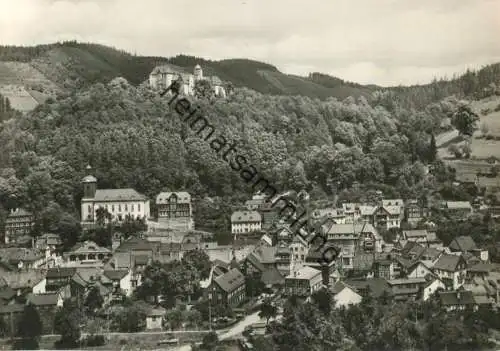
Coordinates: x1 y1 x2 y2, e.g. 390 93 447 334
93 189 147 202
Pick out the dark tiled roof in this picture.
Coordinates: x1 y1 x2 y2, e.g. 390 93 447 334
27 293 60 306
2 270 46 289
214 268 245 293
449 236 477 252
0 287 16 301
344 278 391 298
261 267 285 286
46 267 77 279
134 255 150 265
433 254 464 272
93 188 147 202
103 269 129 281
115 237 154 252
439 291 475 306
0 303 25 314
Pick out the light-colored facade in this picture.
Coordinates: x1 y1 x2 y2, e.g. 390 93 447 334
156 192 194 231
4 208 34 244
323 223 382 269
231 211 262 234
333 283 362 308
149 64 226 97
80 170 150 226
285 266 323 296
423 278 446 301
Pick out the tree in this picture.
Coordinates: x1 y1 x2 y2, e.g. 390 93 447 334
311 289 332 316
54 301 81 349
451 104 479 136
15 304 42 350
182 249 212 280
259 299 278 326
428 133 437 162
200 331 219 350
84 285 104 315
194 80 214 100
95 206 111 227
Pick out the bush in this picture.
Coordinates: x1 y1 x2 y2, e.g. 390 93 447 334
495 103 500 112
81 334 106 347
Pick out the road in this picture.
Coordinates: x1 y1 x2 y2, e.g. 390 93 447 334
218 311 263 340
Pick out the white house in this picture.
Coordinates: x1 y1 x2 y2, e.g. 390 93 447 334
422 278 446 301
407 261 434 279
285 266 323 296
80 167 150 226
103 269 133 297
231 211 262 234
332 281 362 308
432 254 467 290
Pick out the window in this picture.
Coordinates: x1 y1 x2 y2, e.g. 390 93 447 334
132 204 134 211
118 205 121 212
138 204 141 212
88 205 92 213
112 205 115 212
125 204 128 211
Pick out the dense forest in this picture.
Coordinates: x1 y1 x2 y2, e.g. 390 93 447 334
0 74 461 245
0 41 500 248
251 290 499 351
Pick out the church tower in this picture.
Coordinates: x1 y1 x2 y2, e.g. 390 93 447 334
82 165 97 199
194 64 203 81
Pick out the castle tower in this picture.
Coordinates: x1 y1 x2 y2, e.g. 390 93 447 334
194 64 203 81
82 165 97 199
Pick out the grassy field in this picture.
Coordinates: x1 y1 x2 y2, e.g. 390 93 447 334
0 61 59 112
438 95 500 161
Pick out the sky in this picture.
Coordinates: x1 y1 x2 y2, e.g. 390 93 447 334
0 0 499 87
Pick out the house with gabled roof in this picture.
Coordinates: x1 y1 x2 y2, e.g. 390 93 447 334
243 246 277 275
103 269 133 299
439 290 476 311
156 191 194 231
208 268 246 307
449 236 477 253
444 201 473 219
4 208 34 244
433 254 467 290
332 281 362 308
26 291 64 334
231 210 262 235
2 270 46 296
65 240 112 264
285 266 323 297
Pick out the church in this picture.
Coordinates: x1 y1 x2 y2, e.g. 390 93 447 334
80 166 150 227
149 64 226 97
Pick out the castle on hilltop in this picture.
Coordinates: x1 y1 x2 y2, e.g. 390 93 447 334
149 64 226 97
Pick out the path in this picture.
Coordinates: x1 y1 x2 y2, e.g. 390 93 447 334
218 311 263 340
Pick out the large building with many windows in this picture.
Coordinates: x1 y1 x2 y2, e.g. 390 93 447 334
156 192 194 231
4 208 34 244
80 167 150 227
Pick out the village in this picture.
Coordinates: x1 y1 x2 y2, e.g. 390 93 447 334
0 162 499 349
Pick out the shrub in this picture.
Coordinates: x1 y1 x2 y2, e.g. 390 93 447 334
82 334 106 347
495 104 500 112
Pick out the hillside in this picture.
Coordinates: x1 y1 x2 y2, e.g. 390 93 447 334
0 41 377 105
0 41 499 111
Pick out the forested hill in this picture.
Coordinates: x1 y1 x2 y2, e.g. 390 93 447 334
0 41 376 99
1 41 498 104
0 76 459 234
